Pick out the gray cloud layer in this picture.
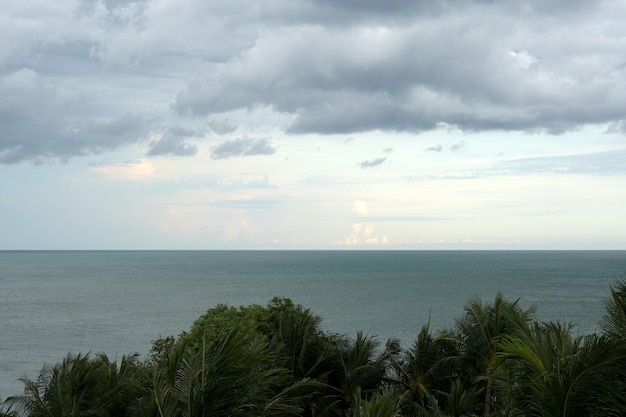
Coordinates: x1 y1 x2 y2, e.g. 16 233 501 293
2 0 625 163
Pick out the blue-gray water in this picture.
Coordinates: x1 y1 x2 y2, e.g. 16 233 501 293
1 250 625 399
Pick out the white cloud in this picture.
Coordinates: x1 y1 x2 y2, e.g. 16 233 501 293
339 222 389 246
352 200 369 217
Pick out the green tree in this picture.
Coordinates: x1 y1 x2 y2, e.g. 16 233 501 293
350 387 401 417
600 278 626 337
148 297 339 417
148 326 301 417
445 293 535 416
498 320 626 417
387 324 456 416
322 332 389 416
4 353 145 417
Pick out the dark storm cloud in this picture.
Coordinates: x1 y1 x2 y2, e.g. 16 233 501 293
211 138 276 160
359 157 387 168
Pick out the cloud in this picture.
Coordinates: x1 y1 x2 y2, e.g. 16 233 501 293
500 149 626 176
425 144 444 152
448 141 465 152
211 138 276 159
91 159 155 181
418 148 626 180
605 120 626 135
509 49 539 70
207 120 238 135
0 68 149 164
339 222 389 246
174 0 626 135
352 200 369 217
3 0 626 164
359 157 387 168
146 126 200 157
425 141 465 153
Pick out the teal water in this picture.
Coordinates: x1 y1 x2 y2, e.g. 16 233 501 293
1 250 625 399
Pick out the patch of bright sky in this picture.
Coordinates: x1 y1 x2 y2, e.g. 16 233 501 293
1 122 625 249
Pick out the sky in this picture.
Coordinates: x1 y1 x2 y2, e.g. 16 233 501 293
1 0 625 250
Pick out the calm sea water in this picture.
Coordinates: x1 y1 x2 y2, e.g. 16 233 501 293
1 250 625 399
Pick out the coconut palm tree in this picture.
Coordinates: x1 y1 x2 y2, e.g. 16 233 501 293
322 332 389 417
387 324 456 416
445 293 536 416
266 298 331 382
4 353 145 417
600 278 626 337
148 326 305 417
498 320 626 417
350 387 402 417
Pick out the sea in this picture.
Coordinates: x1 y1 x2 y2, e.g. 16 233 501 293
1 250 625 399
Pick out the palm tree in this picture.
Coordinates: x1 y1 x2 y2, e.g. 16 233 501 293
268 298 330 382
350 387 401 417
498 320 626 416
440 379 482 417
445 293 535 416
600 278 626 337
148 326 303 417
387 324 456 416
4 353 145 417
324 332 389 417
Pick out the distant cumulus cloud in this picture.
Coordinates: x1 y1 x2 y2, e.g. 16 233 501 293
211 138 276 159
352 200 369 217
339 222 390 246
359 157 387 168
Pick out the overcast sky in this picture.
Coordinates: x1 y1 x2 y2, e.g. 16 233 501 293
1 0 625 249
